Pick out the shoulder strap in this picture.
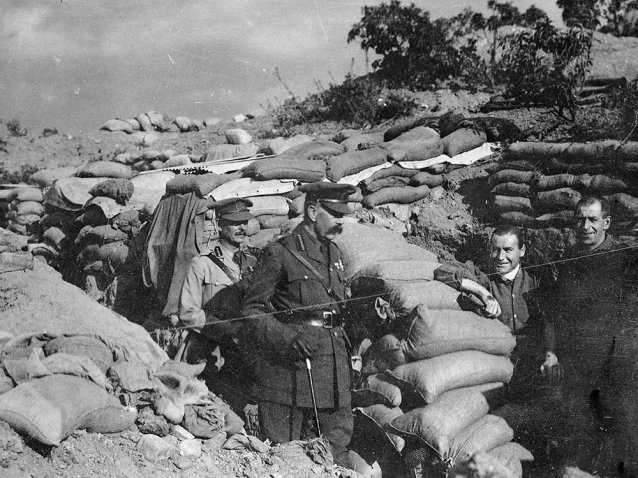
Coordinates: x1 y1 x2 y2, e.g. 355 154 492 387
206 253 237 283
279 241 344 302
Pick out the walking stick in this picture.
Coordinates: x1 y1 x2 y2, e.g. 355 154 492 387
305 358 322 437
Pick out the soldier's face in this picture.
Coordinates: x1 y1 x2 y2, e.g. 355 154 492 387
220 219 248 246
312 205 344 241
490 233 525 275
574 202 610 251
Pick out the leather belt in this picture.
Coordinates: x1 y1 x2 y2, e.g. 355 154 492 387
282 310 342 329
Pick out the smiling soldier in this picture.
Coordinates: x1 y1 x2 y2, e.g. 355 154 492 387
434 225 561 382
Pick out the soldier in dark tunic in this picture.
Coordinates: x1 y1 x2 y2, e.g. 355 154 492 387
241 183 360 468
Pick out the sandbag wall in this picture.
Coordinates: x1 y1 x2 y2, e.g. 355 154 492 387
333 223 532 478
489 141 638 237
0 186 45 236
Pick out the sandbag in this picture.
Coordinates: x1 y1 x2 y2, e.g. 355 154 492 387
0 375 136 446
362 185 430 208
488 170 536 187
352 373 402 408
410 172 445 187
247 228 280 249
12 201 44 217
326 147 388 182
441 128 487 157
350 277 461 314
387 389 489 457
135 113 153 132
387 351 514 403
535 210 574 228
497 211 537 228
384 118 436 142
43 335 115 373
438 111 466 137
362 165 419 186
356 404 405 452
390 126 440 143
10 188 43 203
43 227 68 248
247 195 290 216
8 213 41 225
76 161 133 179
384 138 443 162
447 415 514 464
275 140 344 161
402 305 516 360
29 167 77 187
490 182 531 197
362 334 407 375
225 128 252 145
165 173 235 197
506 140 638 162
75 225 129 245
89 179 135 205
334 222 437 278
467 117 521 142
534 188 582 212
491 195 532 213
40 211 77 229
245 218 260 236
79 242 131 269
354 260 441 282
607 193 638 218
205 143 259 161
242 157 326 182
488 442 534 465
100 119 133 134
256 214 289 229
363 176 411 193
163 155 192 168
265 135 313 155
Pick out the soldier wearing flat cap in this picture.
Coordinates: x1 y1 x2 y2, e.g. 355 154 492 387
241 183 364 469
178 198 260 406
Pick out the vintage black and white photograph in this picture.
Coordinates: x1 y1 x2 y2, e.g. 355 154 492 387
1 0 638 477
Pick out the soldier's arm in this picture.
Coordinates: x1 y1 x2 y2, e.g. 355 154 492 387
178 257 207 331
241 245 299 360
434 260 490 291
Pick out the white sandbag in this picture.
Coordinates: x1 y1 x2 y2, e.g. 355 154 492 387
129 171 176 215
225 129 252 145
447 415 514 464
210 178 295 201
265 135 313 156
356 404 405 452
334 222 437 278
205 143 259 161
354 260 441 281
387 351 514 403
29 167 77 187
388 388 489 457
100 119 133 134
247 195 290 217
362 334 406 375
353 373 402 408
10 188 43 203
402 305 516 360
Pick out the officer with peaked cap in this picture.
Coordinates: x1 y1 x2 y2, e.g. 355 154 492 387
241 182 366 470
179 197 260 409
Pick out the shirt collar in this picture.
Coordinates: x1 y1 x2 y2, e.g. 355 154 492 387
500 264 520 282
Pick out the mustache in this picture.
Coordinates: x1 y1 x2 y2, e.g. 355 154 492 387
331 225 343 234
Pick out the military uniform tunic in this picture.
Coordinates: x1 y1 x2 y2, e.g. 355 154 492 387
241 224 352 409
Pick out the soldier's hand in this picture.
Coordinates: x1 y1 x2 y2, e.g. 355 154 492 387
481 294 501 319
540 351 564 384
289 334 315 361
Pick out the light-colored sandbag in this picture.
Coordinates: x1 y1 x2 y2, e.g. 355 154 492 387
362 185 430 208
491 195 532 213
256 214 289 229
353 373 402 408
506 140 638 162
441 128 487 157
205 143 259 161
350 277 461 314
265 135 313 156
29 167 77 187
334 222 437 278
247 195 290 216
362 165 419 185
275 140 343 161
100 119 133 134
135 113 154 132
12 201 44 217
245 218 260 236
410 172 445 187
242 157 326 182
76 161 133 179
146 111 165 127
488 170 536 187
384 138 443 162
43 227 68 248
447 415 514 464
341 132 385 152
129 171 175 215
402 305 516 360
45 177 104 211
326 147 388 182
387 388 489 457
488 442 534 465
387 351 514 403
164 155 192 168
497 211 537 228
247 228 280 249
125 118 140 131
354 260 441 282
490 182 531 197
9 213 41 225
534 188 582 212
225 129 252 145
10 188 43 203
391 126 440 143
174 117 192 132
364 176 411 193
355 404 405 452
210 178 295 201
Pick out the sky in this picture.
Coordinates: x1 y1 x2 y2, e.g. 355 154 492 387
0 0 562 134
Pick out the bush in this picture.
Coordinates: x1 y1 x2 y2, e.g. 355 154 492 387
6 119 27 138
0 165 39 184
41 128 58 138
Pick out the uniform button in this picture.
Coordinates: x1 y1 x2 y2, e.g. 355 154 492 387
333 331 338 337
304 275 308 280
332 309 336 313
330 267 333 271
513 314 518 319
512 294 515 298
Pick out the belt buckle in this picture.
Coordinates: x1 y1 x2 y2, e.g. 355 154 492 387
322 311 333 329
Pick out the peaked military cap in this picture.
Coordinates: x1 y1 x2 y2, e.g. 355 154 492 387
213 197 254 222
299 182 357 215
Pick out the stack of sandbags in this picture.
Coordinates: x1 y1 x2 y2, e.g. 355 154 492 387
490 141 638 236
0 187 18 229
5 186 45 236
111 150 205 173
100 111 204 134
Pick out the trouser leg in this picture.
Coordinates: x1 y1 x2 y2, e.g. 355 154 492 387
258 400 303 444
